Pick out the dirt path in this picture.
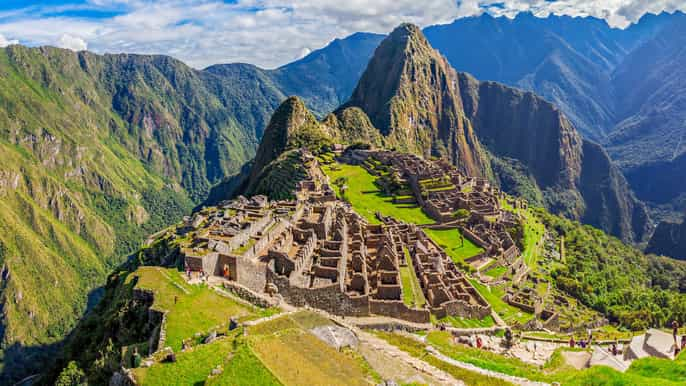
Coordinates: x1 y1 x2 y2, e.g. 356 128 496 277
357 331 465 385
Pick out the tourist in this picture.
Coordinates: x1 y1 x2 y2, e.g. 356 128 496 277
611 343 618 356
681 335 686 350
174 295 178 304
672 320 679 342
476 336 483 349
579 339 586 349
569 336 575 348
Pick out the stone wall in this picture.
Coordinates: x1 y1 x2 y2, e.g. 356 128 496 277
237 257 268 293
221 281 276 308
369 299 431 323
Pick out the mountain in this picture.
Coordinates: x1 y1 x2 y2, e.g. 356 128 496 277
0 46 265 382
339 23 649 243
343 24 490 178
0 30 386 382
606 17 686 208
205 32 384 123
456 74 650 241
647 216 686 260
419 12 686 222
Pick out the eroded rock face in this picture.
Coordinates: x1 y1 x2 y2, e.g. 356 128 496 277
343 24 490 178
647 218 686 260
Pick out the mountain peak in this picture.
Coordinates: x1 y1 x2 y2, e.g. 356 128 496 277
343 23 490 177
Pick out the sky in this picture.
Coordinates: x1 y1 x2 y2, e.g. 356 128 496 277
0 1 684 69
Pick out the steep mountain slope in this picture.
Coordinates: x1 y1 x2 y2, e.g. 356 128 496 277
457 73 650 241
647 216 686 261
423 12 628 140
423 11 683 142
343 24 490 178
0 46 259 382
245 96 332 198
606 17 686 207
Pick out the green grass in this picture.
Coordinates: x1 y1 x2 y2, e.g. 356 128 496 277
424 228 484 263
438 314 496 328
322 162 433 225
484 266 507 278
133 330 281 386
372 331 514 386
424 330 684 385
400 265 427 308
520 209 545 268
247 312 380 386
468 279 533 325
133 267 264 351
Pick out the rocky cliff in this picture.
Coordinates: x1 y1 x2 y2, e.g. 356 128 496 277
457 73 650 241
647 217 686 260
343 24 490 178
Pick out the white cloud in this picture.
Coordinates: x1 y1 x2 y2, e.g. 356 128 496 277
0 34 19 47
0 1 684 68
57 34 88 51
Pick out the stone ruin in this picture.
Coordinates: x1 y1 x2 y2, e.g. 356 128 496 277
180 150 495 324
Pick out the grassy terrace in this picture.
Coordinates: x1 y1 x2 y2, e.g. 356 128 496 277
400 249 426 308
132 267 274 351
132 330 279 386
468 278 533 325
436 314 496 328
247 311 380 386
322 162 433 225
372 331 515 386
423 228 484 264
375 330 686 386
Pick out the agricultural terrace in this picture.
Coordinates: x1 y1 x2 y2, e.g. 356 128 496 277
424 228 484 264
501 198 545 269
321 161 433 225
469 278 534 325
247 311 381 386
131 267 276 351
374 330 686 386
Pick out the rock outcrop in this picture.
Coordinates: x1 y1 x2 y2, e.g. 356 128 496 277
343 24 490 178
647 217 686 260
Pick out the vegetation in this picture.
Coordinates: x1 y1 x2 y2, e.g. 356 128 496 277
424 228 484 263
538 208 686 330
399 250 426 308
372 331 514 386
378 330 685 385
322 162 433 224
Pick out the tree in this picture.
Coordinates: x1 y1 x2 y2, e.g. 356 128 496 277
452 208 470 220
56 361 85 386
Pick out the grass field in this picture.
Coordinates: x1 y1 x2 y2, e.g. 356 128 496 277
424 228 484 263
484 266 507 278
322 162 434 225
133 267 270 351
132 331 280 386
423 331 686 386
437 314 496 328
248 312 380 386
468 279 533 325
372 331 515 386
400 265 426 308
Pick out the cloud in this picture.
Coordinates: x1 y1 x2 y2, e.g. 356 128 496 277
57 34 88 51
0 34 19 47
0 1 684 68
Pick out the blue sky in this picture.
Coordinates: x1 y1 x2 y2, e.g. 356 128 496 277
0 1 684 68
